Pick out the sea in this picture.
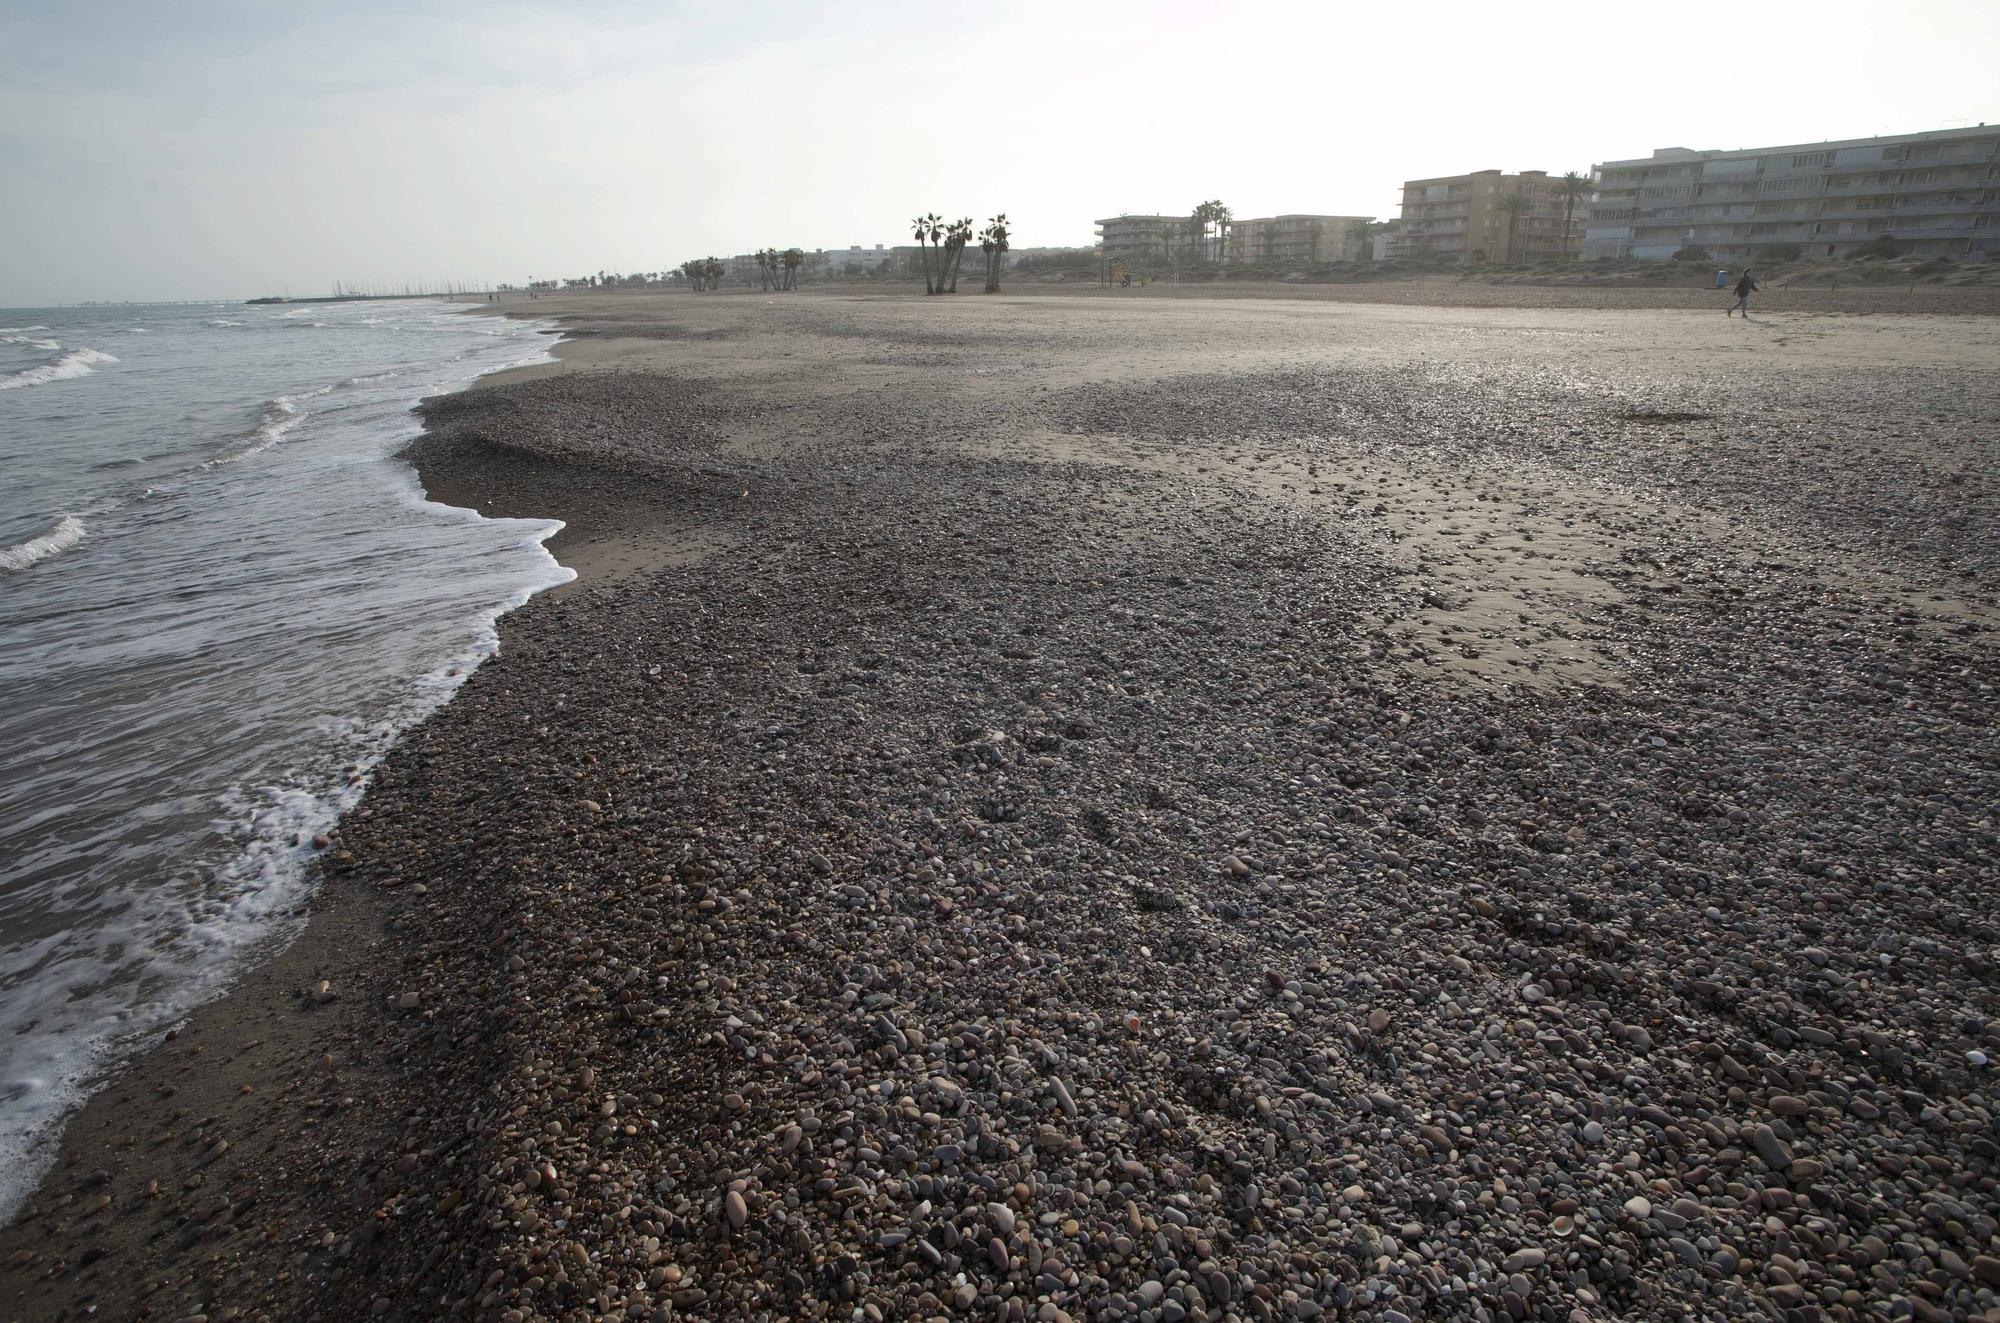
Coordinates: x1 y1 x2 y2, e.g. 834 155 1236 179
0 299 572 1221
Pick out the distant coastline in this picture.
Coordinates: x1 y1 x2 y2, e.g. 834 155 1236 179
244 292 471 306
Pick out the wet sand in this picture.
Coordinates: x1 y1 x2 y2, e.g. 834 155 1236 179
4 289 1997 1322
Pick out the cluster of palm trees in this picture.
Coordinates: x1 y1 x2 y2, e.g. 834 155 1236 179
679 258 726 290
910 214 970 294
907 213 1013 294
1491 171 1595 262
754 248 806 291
1188 200 1233 263
977 216 1011 293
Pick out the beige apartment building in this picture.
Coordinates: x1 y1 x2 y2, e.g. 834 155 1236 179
1231 214 1378 264
1393 170 1583 263
1585 125 1999 261
1094 214 1194 264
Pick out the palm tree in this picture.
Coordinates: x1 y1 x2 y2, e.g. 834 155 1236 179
705 257 724 289
927 214 950 293
941 217 974 292
1496 192 1531 263
1184 207 1208 263
782 248 804 290
755 250 772 291
1554 172 1593 257
1347 219 1387 262
980 213 1011 292
1190 201 1231 263
911 214 938 293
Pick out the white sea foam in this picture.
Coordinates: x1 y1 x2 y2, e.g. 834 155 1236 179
2 335 61 350
0 325 49 333
0 347 118 390
209 319 245 327
0 515 86 572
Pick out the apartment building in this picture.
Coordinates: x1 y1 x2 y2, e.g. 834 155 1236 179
1094 214 1194 263
820 244 889 271
1393 170 1585 263
1584 125 2000 261
1231 214 1379 264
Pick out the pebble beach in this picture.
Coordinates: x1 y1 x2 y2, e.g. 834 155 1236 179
4 288 1997 1323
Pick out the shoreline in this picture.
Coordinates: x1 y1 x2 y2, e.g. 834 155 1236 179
5 290 1996 1321
0 307 593 1318
497 276 2000 315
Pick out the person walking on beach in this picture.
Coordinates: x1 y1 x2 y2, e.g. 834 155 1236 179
1728 269 1759 317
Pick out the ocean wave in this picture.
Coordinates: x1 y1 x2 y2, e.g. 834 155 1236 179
0 347 117 390
208 319 245 327
1 335 61 350
200 384 336 468
0 515 86 572
0 325 49 333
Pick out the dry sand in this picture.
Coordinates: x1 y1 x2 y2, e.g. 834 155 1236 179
4 288 1996 1323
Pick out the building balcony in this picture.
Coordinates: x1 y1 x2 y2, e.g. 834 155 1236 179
1886 147 2000 167
1892 179 1997 197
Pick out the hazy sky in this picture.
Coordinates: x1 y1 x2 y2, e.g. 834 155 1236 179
3 0 1995 304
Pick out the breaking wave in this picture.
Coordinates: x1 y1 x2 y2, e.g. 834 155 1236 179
0 347 118 391
0 515 86 572
200 385 336 468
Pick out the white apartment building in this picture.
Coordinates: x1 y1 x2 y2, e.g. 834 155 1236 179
1585 125 1999 261
820 244 890 271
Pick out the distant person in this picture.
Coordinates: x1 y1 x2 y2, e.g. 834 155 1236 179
1728 269 1759 317
1715 268 1730 289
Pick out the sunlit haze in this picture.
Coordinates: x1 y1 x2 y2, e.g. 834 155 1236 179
2 0 1995 304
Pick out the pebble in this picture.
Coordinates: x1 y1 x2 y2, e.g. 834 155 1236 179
1750 1124 1793 1171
